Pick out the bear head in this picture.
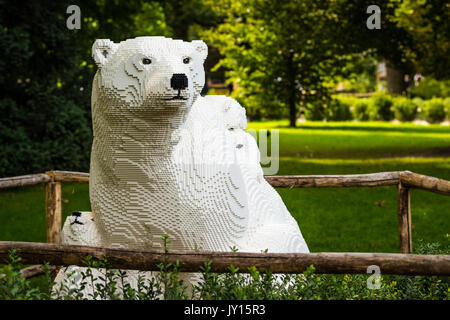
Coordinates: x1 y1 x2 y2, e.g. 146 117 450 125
92 36 208 116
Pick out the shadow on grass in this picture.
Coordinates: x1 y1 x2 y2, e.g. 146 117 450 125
279 147 450 159
274 158 450 180
281 124 450 134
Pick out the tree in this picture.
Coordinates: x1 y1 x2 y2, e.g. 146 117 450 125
204 0 449 117
202 0 351 127
0 1 93 177
158 0 221 40
335 0 449 92
391 0 449 80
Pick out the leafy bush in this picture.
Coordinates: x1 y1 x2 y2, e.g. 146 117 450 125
0 97 92 178
444 98 450 120
0 249 50 300
393 98 418 122
0 2 94 178
325 99 353 121
412 97 426 109
352 99 370 121
410 78 450 99
1 238 449 300
304 100 326 121
422 99 446 124
0 1 160 178
304 98 353 122
335 96 358 109
369 93 394 121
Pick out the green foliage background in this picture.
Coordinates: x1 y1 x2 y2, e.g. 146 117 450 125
0 1 139 177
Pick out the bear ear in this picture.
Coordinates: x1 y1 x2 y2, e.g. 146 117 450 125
191 40 208 61
92 39 118 68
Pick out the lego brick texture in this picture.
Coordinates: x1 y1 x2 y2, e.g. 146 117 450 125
54 37 308 296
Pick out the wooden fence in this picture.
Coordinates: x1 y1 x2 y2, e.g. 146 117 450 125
0 170 449 277
0 241 449 276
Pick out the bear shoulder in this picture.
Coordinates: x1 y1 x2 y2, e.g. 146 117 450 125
200 95 247 131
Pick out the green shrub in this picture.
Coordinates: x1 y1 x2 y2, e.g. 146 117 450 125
0 2 95 178
393 98 418 122
352 99 370 121
0 249 48 300
304 98 353 122
336 96 358 108
304 100 326 121
412 97 426 109
410 78 450 99
422 98 446 123
444 98 450 120
0 97 92 178
367 103 379 121
369 93 394 121
325 99 353 121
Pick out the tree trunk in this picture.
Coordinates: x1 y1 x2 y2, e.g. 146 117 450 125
386 61 405 94
289 95 296 128
287 52 297 127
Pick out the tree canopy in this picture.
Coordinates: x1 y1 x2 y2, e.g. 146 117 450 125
202 0 449 125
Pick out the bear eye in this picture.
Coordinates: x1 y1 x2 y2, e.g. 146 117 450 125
142 58 152 65
183 57 191 64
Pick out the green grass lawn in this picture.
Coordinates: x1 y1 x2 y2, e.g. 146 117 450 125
1 121 449 254
248 121 450 252
249 120 450 159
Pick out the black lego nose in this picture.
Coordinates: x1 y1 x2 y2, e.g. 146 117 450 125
170 73 188 90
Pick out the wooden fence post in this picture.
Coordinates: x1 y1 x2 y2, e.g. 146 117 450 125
397 182 412 253
45 172 62 244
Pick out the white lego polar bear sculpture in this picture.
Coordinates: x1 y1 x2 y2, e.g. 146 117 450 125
54 36 308 294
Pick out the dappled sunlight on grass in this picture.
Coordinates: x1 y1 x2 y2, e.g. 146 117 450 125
274 157 450 184
248 120 450 133
248 121 450 159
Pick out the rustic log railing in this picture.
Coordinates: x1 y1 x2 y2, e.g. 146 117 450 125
0 241 449 276
1 170 449 254
1 170 449 278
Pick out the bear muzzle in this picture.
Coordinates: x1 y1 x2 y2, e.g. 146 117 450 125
164 73 189 101
170 73 188 90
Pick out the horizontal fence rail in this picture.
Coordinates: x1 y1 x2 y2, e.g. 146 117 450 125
2 170 450 195
265 172 401 188
0 170 449 255
0 173 50 189
399 171 450 195
1 241 449 276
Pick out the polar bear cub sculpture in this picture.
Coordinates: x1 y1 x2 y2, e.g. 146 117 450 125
54 36 308 293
